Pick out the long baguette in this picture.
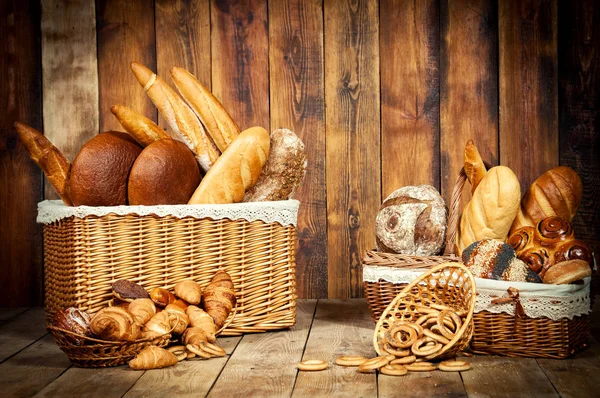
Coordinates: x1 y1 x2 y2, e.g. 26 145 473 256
170 67 240 152
110 105 170 146
14 122 73 205
188 127 270 204
130 62 220 172
464 139 486 194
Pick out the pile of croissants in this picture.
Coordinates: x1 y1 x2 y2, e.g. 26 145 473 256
53 271 236 370
15 62 307 207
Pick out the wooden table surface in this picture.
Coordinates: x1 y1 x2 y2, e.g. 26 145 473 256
0 300 598 398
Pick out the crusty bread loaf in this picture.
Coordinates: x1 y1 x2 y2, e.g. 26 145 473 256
509 166 582 235
188 127 270 204
170 67 240 152
110 105 170 146
14 122 73 205
243 128 307 202
456 166 521 255
131 62 220 172
69 132 142 206
128 139 201 205
542 260 591 284
464 139 487 194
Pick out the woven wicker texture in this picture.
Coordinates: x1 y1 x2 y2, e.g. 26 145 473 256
44 214 296 335
374 263 476 360
47 326 171 368
363 166 590 358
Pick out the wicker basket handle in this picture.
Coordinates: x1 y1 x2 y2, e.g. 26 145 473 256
443 162 492 256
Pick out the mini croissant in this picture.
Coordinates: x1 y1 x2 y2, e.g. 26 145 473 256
164 304 189 334
202 271 236 329
174 280 202 305
143 311 171 336
89 307 140 341
186 305 217 342
182 326 211 345
128 298 156 325
129 346 178 370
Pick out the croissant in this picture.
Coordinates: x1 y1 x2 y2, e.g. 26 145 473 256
128 298 156 325
182 326 211 345
164 304 189 334
129 346 178 370
149 287 177 308
186 305 217 343
172 299 189 311
202 271 236 329
174 280 202 305
89 307 140 341
143 311 171 336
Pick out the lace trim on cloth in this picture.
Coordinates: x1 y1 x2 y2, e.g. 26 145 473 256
362 265 591 321
37 199 300 227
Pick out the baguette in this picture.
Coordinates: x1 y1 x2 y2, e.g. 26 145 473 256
464 139 486 193
170 67 240 152
188 127 270 204
14 122 73 205
130 62 220 172
509 166 582 235
110 105 170 146
456 166 521 255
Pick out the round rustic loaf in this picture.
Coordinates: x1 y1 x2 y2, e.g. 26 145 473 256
69 131 142 206
375 185 447 256
128 138 201 205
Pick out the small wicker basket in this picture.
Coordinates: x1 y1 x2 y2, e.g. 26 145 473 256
374 263 476 360
363 168 591 358
40 200 299 336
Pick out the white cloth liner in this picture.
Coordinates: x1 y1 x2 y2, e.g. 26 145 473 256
37 199 300 227
362 265 591 321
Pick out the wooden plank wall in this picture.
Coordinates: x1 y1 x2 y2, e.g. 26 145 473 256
0 0 598 305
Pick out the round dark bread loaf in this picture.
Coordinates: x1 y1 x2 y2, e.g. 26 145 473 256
128 138 201 205
69 131 142 206
462 239 542 283
375 185 447 256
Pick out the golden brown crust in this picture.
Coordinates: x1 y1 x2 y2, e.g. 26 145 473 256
542 260 591 284
188 127 270 204
464 139 487 194
89 307 140 341
110 105 170 146
127 139 201 205
129 346 178 370
170 66 240 153
14 122 73 205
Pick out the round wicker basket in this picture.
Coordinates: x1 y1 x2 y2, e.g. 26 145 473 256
373 262 476 361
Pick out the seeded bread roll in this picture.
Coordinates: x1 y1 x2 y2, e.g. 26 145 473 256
243 128 307 202
375 185 447 256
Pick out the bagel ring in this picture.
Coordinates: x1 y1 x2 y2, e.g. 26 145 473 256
186 343 211 359
357 356 390 373
437 310 461 339
387 324 417 349
383 343 411 357
411 337 442 357
423 328 450 345
167 345 188 361
406 362 437 372
390 355 416 365
335 356 368 366
415 313 438 325
380 364 408 376
199 341 226 357
298 359 328 371
439 360 471 372
405 322 424 338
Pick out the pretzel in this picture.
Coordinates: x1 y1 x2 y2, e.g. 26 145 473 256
357 356 390 373
387 324 417 349
411 337 442 357
380 364 408 376
423 328 450 345
186 343 211 359
298 360 328 371
439 360 471 372
383 343 411 357
406 362 437 372
390 355 416 365
335 356 368 367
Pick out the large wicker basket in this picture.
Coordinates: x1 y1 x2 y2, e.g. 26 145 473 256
40 200 299 335
363 168 591 358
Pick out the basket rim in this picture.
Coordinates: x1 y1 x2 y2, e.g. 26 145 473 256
373 262 477 358
47 325 173 346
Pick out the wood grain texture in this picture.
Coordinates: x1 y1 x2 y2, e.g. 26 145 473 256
536 340 600 398
0 308 46 362
207 300 316 398
380 0 440 197
557 0 600 254
440 0 499 206
97 0 157 131
211 0 269 130
41 0 98 191
291 300 376 398
0 0 43 308
499 0 559 192
124 336 241 398
461 355 558 397
324 0 381 299
0 334 71 397
268 0 327 299
155 0 211 130
379 370 466 398
0 308 27 323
